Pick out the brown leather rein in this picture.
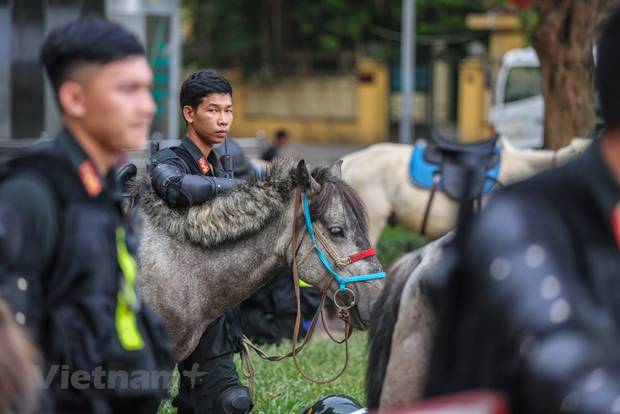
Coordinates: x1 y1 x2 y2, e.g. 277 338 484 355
240 190 356 394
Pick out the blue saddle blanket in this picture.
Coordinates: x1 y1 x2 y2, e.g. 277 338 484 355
408 142 502 196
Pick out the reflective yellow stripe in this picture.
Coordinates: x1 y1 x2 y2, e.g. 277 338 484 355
115 296 144 350
298 278 312 288
116 228 138 308
115 227 144 351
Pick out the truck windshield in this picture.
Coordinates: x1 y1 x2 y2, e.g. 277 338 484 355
504 67 541 103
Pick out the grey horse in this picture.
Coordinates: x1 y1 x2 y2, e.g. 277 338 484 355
136 159 385 361
366 235 449 411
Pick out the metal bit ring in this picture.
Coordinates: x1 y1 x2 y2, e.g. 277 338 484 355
333 288 356 310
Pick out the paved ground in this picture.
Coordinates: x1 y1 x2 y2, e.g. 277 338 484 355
283 141 369 166
0 138 376 169
122 139 374 171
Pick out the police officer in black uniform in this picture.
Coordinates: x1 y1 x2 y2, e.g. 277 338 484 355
150 70 252 414
424 8 620 414
0 17 172 412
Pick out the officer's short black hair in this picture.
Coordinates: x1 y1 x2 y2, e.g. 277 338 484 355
41 16 145 97
596 7 620 130
180 70 233 110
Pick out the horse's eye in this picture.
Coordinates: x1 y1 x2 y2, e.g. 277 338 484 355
329 227 344 237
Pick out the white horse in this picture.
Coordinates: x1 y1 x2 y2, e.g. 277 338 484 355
341 137 591 243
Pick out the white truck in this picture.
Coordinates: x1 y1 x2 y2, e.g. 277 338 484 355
489 47 544 149
490 46 601 149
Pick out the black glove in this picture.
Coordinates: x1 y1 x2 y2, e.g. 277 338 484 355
151 162 242 207
179 175 242 206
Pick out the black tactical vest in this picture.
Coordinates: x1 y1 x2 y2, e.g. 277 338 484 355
4 151 173 412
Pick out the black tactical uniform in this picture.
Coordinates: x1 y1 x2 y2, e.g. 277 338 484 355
0 128 173 413
150 137 251 414
424 139 620 414
151 137 240 208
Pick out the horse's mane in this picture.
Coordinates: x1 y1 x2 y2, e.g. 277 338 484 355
135 157 367 249
366 250 422 409
306 166 368 236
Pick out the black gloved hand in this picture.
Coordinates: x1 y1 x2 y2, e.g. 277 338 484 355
180 175 243 206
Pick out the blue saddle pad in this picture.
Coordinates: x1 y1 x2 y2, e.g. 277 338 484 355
408 142 502 196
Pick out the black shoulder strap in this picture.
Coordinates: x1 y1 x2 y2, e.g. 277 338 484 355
151 147 192 173
2 151 90 207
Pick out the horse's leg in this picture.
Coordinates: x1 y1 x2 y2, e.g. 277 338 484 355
379 281 434 410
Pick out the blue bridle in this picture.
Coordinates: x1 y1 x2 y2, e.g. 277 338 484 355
301 192 386 292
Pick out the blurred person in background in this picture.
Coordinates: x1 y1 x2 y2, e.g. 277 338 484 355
261 129 290 162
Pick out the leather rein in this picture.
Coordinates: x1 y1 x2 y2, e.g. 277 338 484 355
241 189 385 390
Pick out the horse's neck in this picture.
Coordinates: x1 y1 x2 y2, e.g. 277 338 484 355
199 207 293 319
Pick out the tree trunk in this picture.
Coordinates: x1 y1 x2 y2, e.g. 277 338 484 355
532 0 598 149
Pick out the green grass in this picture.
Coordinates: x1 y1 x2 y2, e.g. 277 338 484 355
376 225 428 268
158 332 368 413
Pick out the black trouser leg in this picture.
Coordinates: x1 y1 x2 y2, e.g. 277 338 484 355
173 308 250 414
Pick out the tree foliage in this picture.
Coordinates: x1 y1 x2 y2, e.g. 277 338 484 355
182 0 496 75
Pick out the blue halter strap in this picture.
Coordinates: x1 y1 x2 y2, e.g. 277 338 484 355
301 192 386 291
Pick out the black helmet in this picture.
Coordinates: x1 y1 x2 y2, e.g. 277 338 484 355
301 395 367 414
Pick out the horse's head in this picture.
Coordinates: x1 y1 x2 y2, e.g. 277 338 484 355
289 160 385 330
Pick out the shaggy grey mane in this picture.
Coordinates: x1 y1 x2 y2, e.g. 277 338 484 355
134 158 367 250
135 158 298 248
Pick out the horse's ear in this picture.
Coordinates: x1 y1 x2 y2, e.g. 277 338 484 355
329 159 343 179
296 160 319 194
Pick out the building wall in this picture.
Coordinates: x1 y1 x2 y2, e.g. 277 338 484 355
389 92 428 124
0 0 179 140
458 12 526 142
432 57 453 126
385 41 460 138
244 76 357 119
458 57 492 142
228 57 389 144
466 13 525 79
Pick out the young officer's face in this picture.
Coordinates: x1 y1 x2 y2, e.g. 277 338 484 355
184 93 233 146
69 56 156 151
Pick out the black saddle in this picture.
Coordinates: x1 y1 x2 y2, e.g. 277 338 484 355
423 131 500 200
